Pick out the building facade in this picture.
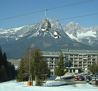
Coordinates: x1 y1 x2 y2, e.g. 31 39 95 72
42 50 98 76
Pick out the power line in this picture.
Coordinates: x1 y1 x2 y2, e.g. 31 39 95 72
60 12 98 21
47 0 94 11
0 0 96 21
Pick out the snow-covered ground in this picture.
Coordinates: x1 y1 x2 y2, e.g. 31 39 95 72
0 80 98 91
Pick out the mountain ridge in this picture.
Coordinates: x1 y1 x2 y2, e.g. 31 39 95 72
0 19 96 58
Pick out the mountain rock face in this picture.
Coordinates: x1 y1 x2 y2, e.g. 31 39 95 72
0 19 93 58
64 22 98 47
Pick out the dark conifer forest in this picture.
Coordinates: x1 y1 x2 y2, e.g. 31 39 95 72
0 47 16 82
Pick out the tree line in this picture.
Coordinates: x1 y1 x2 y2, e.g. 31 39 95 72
17 49 74 85
17 48 98 86
0 48 16 82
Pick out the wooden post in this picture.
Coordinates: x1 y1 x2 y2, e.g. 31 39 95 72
27 75 33 86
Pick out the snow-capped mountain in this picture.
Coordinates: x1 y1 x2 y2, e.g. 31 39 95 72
0 25 35 40
0 19 91 58
64 22 98 45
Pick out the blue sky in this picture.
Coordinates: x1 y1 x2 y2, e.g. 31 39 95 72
0 0 98 28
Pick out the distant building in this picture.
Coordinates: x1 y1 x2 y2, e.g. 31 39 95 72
42 50 98 76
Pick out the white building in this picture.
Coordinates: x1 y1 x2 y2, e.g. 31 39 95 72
42 50 98 76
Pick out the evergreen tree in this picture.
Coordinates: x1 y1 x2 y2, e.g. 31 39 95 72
17 48 49 86
16 57 30 81
33 48 49 85
89 63 98 75
0 65 7 82
0 47 16 82
2 53 7 67
55 52 65 77
65 60 72 67
0 48 3 66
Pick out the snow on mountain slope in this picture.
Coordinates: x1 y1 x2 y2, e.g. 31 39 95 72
64 22 98 45
0 19 62 40
0 25 36 41
0 21 97 45
0 19 95 58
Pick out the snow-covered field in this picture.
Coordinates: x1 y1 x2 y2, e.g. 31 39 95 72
0 80 98 91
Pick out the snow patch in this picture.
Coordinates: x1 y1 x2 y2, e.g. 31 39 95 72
64 22 98 45
12 26 24 32
66 32 79 42
77 31 96 39
0 31 9 34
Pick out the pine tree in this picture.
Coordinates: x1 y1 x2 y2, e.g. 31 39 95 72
89 63 98 75
17 48 49 85
16 57 29 81
55 52 65 77
0 47 16 82
33 49 48 85
0 47 3 66
0 65 7 82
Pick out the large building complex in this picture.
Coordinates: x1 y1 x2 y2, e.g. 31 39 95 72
42 50 98 76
